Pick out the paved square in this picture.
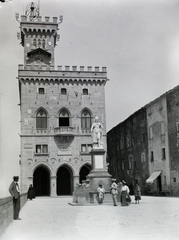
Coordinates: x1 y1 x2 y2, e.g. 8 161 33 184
0 196 179 240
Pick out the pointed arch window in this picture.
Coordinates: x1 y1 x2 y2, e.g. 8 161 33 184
36 109 47 130
33 39 37 47
81 110 91 129
38 39 41 48
59 109 69 126
42 39 45 49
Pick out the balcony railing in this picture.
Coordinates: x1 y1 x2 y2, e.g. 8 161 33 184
54 126 75 136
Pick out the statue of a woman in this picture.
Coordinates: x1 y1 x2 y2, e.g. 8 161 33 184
91 116 103 148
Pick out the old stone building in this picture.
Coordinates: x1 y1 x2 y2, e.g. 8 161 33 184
17 3 108 197
166 86 179 196
146 95 171 195
107 108 149 194
107 86 179 196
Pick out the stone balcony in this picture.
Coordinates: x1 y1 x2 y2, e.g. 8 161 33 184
54 126 75 136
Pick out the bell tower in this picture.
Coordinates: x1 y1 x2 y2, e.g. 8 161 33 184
16 2 63 66
17 2 109 198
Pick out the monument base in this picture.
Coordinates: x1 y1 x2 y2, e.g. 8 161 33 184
71 147 113 205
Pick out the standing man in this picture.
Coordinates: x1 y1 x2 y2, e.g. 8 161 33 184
110 179 118 206
9 176 21 220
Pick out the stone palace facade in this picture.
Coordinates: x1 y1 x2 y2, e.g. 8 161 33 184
17 3 108 197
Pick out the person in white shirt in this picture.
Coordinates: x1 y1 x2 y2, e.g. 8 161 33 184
110 179 118 206
97 183 105 205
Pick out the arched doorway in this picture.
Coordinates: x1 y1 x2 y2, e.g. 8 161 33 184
57 165 73 195
79 164 91 183
33 166 50 196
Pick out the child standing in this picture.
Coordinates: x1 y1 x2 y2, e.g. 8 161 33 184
134 183 141 204
97 184 105 204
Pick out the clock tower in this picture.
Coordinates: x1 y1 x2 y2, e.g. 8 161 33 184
18 2 61 67
17 2 109 197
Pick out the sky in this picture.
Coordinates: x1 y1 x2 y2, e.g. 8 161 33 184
0 0 179 196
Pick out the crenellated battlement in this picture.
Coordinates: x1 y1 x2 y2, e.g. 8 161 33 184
21 15 58 24
18 65 107 73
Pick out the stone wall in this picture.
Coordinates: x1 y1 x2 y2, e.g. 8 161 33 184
107 108 149 194
0 193 27 237
166 86 179 196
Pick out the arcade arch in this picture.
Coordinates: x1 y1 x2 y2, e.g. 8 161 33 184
33 165 50 196
79 163 92 183
56 165 73 195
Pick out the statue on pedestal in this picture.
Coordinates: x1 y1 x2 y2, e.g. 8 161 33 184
91 116 103 148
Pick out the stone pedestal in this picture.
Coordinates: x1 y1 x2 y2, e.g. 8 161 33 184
87 148 112 203
71 148 112 205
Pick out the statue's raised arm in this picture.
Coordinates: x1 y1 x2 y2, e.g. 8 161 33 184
91 116 103 148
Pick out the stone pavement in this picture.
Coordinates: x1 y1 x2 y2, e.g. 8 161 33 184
0 196 179 240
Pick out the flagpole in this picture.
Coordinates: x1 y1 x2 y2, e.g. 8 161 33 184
38 0 40 16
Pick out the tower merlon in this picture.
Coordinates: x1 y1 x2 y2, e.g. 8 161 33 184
18 65 107 73
21 15 59 24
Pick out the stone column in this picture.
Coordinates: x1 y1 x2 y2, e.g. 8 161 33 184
28 176 33 186
50 176 57 197
73 175 80 189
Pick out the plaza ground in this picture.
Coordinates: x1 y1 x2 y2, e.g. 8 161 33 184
0 196 179 240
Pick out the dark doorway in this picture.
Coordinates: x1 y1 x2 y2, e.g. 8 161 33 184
57 166 72 195
157 175 162 192
79 164 91 183
33 166 50 196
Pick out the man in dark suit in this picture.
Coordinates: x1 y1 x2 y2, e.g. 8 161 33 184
9 176 21 220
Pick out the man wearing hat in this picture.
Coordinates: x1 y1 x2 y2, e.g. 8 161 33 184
110 179 118 206
9 176 21 220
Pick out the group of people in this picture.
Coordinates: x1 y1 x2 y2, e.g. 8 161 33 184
9 176 36 220
96 179 141 206
9 174 140 220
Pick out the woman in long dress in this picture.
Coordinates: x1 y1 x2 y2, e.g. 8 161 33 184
27 184 36 200
121 180 130 206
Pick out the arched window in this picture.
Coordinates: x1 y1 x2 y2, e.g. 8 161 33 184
42 39 45 49
59 109 69 126
141 152 145 163
33 39 36 47
126 134 131 148
36 109 47 130
128 155 133 170
38 39 41 48
120 135 124 150
81 110 91 129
